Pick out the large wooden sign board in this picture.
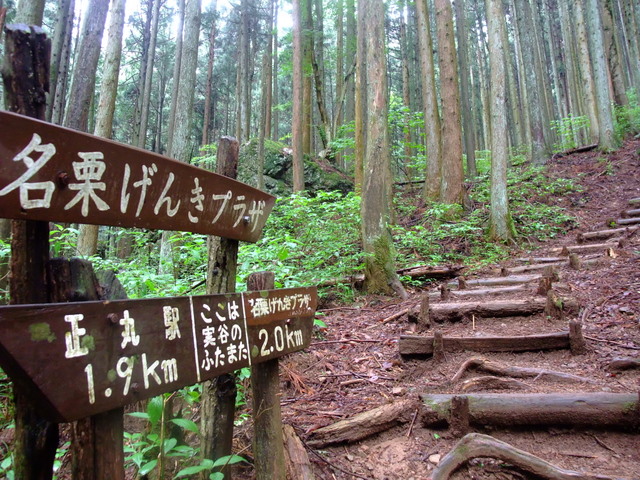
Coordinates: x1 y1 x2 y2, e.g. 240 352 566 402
0 286 317 422
0 111 275 242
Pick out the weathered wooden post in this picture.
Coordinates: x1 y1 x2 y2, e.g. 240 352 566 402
2 24 58 480
248 271 286 480
201 137 240 479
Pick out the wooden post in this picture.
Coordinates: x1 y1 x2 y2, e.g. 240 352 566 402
433 331 445 363
248 271 286 480
569 321 587 355
48 258 124 480
201 137 240 479
2 24 58 480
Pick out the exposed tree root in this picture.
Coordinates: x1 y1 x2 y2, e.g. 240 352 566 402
431 433 634 480
450 357 598 384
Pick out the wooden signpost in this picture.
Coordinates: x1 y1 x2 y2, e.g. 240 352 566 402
0 107 318 479
0 110 275 242
0 286 317 422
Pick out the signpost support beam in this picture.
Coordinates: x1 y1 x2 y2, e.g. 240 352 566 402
201 137 240 479
2 24 58 480
48 258 124 480
249 271 286 480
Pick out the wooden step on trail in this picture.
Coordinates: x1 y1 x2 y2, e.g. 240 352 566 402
620 208 640 218
448 273 546 289
425 294 577 323
629 197 640 206
428 284 531 301
547 241 617 255
614 217 640 226
420 393 640 431
577 225 638 243
399 322 586 357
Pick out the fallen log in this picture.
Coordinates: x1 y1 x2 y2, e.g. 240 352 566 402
396 264 465 279
428 295 577 323
432 433 635 480
420 393 640 431
305 398 420 448
283 425 315 480
550 143 597 160
620 208 640 218
578 226 638 243
629 197 640 206
450 357 596 384
317 264 463 288
516 256 565 263
399 331 573 357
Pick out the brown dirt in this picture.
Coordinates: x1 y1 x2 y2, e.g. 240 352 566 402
265 139 640 480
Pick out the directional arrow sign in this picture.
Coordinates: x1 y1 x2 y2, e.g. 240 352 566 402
0 287 317 422
0 111 275 242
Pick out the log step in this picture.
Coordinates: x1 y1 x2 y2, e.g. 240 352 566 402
577 226 638 243
621 208 640 218
614 217 640 226
420 393 640 431
548 242 617 255
399 330 577 357
427 295 577 323
448 274 544 289
629 197 640 206
428 284 531 301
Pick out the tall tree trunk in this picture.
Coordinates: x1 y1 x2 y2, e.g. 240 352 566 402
257 0 275 190
131 0 152 147
400 4 414 181
415 0 441 201
46 0 73 123
360 0 407 300
77 0 126 257
271 0 280 141
302 0 313 155
486 0 515 243
137 0 161 149
575 0 601 142
514 0 548 164
601 0 628 105
334 0 344 167
585 0 619 150
435 0 464 205
201 2 217 147
454 0 476 178
353 0 367 192
292 0 305 191
63 0 109 131
14 0 44 24
161 0 201 274
166 0 185 154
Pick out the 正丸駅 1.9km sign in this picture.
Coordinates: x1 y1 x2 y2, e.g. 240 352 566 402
0 111 275 242
0 287 317 422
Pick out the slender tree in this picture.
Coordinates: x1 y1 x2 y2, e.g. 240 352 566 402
486 0 515 243
435 0 464 205
292 0 305 191
77 0 127 256
360 0 407 299
137 0 161 149
415 0 442 201
585 0 619 150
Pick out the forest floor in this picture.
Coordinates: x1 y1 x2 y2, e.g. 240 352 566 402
233 139 640 479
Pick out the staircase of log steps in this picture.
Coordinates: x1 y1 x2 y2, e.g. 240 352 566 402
398 196 640 434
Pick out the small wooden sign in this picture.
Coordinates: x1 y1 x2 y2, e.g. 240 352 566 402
0 111 275 242
0 287 317 422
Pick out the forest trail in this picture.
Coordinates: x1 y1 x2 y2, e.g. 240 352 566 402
267 139 640 480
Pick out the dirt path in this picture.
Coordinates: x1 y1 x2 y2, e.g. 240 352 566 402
269 140 640 479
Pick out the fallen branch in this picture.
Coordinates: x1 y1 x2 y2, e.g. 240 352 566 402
432 433 634 480
578 226 639 243
421 393 639 431
551 143 598 160
584 335 640 350
607 357 640 371
460 375 532 392
450 357 597 384
283 425 316 480
306 398 419 448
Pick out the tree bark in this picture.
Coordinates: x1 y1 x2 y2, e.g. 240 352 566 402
283 425 315 480
360 0 407 299
76 0 126 257
486 0 515 242
292 0 305 192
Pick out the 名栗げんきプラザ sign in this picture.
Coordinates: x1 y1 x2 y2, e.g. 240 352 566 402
0 111 275 242
0 287 317 422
